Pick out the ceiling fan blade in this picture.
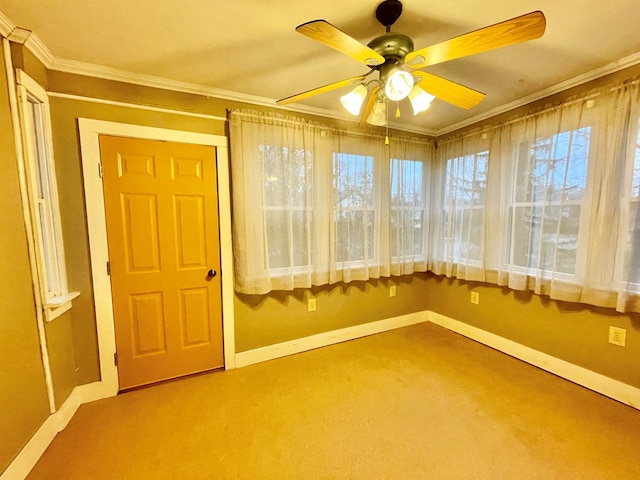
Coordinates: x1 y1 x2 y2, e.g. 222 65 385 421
406 11 546 69
414 72 486 110
359 85 380 128
276 75 367 105
296 20 385 67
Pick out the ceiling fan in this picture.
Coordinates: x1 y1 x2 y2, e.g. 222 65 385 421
277 0 546 127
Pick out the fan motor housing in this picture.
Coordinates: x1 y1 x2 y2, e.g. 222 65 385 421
367 33 414 64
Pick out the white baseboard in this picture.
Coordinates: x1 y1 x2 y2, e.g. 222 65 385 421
235 310 430 368
428 311 640 410
1 388 81 480
0 380 116 480
5 309 639 479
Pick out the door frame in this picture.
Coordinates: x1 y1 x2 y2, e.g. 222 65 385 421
79 118 235 396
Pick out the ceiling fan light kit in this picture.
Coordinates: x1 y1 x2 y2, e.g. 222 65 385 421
340 84 368 115
384 68 414 101
367 99 388 126
277 0 546 129
408 86 435 115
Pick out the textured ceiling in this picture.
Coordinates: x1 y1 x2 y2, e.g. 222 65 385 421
2 1 640 134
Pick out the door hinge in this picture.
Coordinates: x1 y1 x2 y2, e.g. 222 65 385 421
114 352 118 366
98 162 104 178
106 261 111 275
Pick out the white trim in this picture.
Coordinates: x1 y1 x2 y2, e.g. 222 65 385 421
0 379 111 480
4 308 640 478
36 51 640 138
2 39 56 414
2 4 640 138
78 119 236 395
0 388 80 480
235 311 430 368
7 27 31 45
48 92 228 122
23 32 54 65
44 291 80 322
428 312 640 410
0 10 13 37
437 51 640 136
50 57 367 126
16 70 72 305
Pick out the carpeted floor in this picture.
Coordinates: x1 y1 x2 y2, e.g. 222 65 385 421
27 322 640 479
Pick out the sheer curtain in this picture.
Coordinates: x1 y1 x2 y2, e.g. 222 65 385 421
229 109 433 294
429 133 489 281
431 78 640 312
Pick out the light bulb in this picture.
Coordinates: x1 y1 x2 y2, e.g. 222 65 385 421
340 84 368 115
384 69 414 101
408 86 435 115
367 100 387 126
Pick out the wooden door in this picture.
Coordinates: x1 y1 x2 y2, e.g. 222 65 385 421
100 135 224 390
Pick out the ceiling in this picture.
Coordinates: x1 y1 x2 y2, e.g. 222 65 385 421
1 1 640 135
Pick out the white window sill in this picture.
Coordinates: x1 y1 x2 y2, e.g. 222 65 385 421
44 291 80 322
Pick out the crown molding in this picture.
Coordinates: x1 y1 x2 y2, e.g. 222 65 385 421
46 50 640 139
24 31 54 65
7 27 31 44
49 57 438 136
435 51 640 137
0 9 14 37
4 2 638 140
0 9 55 64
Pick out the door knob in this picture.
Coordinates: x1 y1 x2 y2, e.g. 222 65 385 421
207 269 217 279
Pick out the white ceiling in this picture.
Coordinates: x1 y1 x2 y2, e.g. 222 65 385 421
2 1 640 135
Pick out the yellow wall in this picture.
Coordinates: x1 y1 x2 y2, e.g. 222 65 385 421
0 43 51 473
32 51 640 389
427 275 640 388
3 33 640 477
236 274 430 351
49 95 227 383
45 72 432 379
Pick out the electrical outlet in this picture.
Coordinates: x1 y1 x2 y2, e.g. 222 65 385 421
470 291 480 305
308 298 316 312
608 326 626 347
390 285 397 297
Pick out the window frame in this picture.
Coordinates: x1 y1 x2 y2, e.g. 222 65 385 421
259 142 315 276
441 150 489 267
332 151 378 267
613 113 640 291
390 157 428 262
16 70 78 321
505 126 593 282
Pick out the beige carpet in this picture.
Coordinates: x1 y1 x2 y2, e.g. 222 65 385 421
27 322 640 479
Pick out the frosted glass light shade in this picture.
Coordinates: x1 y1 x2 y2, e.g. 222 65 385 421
340 84 368 115
384 69 414 101
367 100 387 126
408 86 435 115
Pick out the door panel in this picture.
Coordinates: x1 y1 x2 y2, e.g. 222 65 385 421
100 135 224 390
122 193 161 272
179 288 211 346
174 195 207 268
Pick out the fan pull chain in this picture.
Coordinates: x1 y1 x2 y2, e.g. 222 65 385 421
385 101 390 145
395 101 400 118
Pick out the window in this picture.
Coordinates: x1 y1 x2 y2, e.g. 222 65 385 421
333 152 375 263
443 151 488 262
618 117 640 286
16 71 78 320
261 144 313 270
507 127 590 276
390 159 427 259
229 110 432 293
